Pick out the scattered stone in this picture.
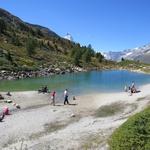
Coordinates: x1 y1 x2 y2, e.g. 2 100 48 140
13 103 21 109
4 100 12 103
70 113 75 117
73 96 76 100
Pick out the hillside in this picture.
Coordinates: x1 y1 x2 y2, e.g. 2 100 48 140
0 8 77 70
1 8 150 80
0 8 109 79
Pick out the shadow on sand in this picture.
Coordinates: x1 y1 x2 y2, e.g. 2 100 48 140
54 103 78 106
136 90 141 93
68 103 77 106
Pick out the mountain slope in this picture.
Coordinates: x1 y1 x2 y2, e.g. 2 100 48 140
0 8 107 76
0 8 77 71
0 8 58 37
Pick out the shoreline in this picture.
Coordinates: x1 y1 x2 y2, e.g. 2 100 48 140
1 82 150 104
0 66 86 81
1 83 150 115
1 67 150 81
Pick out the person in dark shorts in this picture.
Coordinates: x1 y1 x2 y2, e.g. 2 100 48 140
64 89 69 105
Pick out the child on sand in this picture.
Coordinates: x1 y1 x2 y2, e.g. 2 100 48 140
3 107 10 115
51 91 56 106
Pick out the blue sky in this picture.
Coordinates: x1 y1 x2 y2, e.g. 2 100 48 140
1 0 150 52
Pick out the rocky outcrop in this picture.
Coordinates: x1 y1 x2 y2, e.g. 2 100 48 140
0 66 86 80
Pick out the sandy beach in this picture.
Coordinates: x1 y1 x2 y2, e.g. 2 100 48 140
0 84 150 150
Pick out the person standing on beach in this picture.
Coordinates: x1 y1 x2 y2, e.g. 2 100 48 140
131 81 135 88
124 85 127 92
128 86 132 96
51 91 56 106
64 89 69 105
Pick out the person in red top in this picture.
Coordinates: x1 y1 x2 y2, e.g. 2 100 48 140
51 91 56 106
3 107 9 115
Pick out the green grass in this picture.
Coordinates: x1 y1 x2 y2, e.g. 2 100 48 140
109 106 150 150
117 60 150 73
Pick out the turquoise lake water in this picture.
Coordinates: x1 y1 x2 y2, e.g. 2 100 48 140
1 70 150 96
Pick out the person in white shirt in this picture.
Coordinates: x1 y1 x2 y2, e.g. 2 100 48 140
131 81 135 88
64 89 69 105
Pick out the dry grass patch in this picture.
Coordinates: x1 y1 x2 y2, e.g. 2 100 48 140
29 121 66 140
95 102 125 117
2 135 18 148
2 137 27 150
136 96 146 101
29 116 80 140
80 133 106 150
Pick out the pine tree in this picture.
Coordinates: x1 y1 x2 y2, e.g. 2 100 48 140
82 49 91 63
96 52 104 62
26 38 37 56
0 19 6 34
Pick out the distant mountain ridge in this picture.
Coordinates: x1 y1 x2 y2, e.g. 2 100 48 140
103 44 150 64
64 33 73 41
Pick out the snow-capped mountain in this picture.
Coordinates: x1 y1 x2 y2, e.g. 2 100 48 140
64 33 73 41
104 44 150 64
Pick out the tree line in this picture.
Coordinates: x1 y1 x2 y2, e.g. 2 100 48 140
70 44 104 66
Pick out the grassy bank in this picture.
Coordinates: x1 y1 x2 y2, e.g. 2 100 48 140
109 105 150 150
